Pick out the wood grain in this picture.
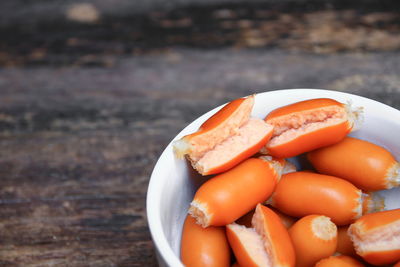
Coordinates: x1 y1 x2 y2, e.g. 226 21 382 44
0 2 400 266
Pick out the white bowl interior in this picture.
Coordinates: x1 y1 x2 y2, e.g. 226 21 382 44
147 89 400 267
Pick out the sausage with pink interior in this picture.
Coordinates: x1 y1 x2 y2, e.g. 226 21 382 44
347 208 400 266
174 95 273 175
263 98 362 158
226 204 295 267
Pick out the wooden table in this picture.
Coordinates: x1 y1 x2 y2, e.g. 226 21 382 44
0 2 399 266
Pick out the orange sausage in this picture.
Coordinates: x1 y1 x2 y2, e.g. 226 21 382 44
308 137 400 191
289 215 337 267
263 98 361 158
226 223 270 267
336 226 358 257
315 255 365 267
190 157 281 227
226 204 295 267
181 215 231 267
236 207 296 229
174 95 273 175
348 208 400 266
175 96 251 159
270 171 362 225
252 204 295 267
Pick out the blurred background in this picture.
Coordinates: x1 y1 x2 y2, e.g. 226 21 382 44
0 0 399 266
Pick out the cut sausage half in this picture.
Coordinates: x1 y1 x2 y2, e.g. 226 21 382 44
226 204 295 267
262 98 362 158
174 95 273 175
348 209 400 266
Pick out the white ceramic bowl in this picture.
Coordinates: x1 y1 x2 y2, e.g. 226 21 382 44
146 89 400 267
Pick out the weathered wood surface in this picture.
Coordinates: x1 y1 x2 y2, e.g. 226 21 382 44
0 1 400 266
1 49 400 266
1 1 400 66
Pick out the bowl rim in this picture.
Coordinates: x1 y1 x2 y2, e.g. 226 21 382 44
146 88 400 267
